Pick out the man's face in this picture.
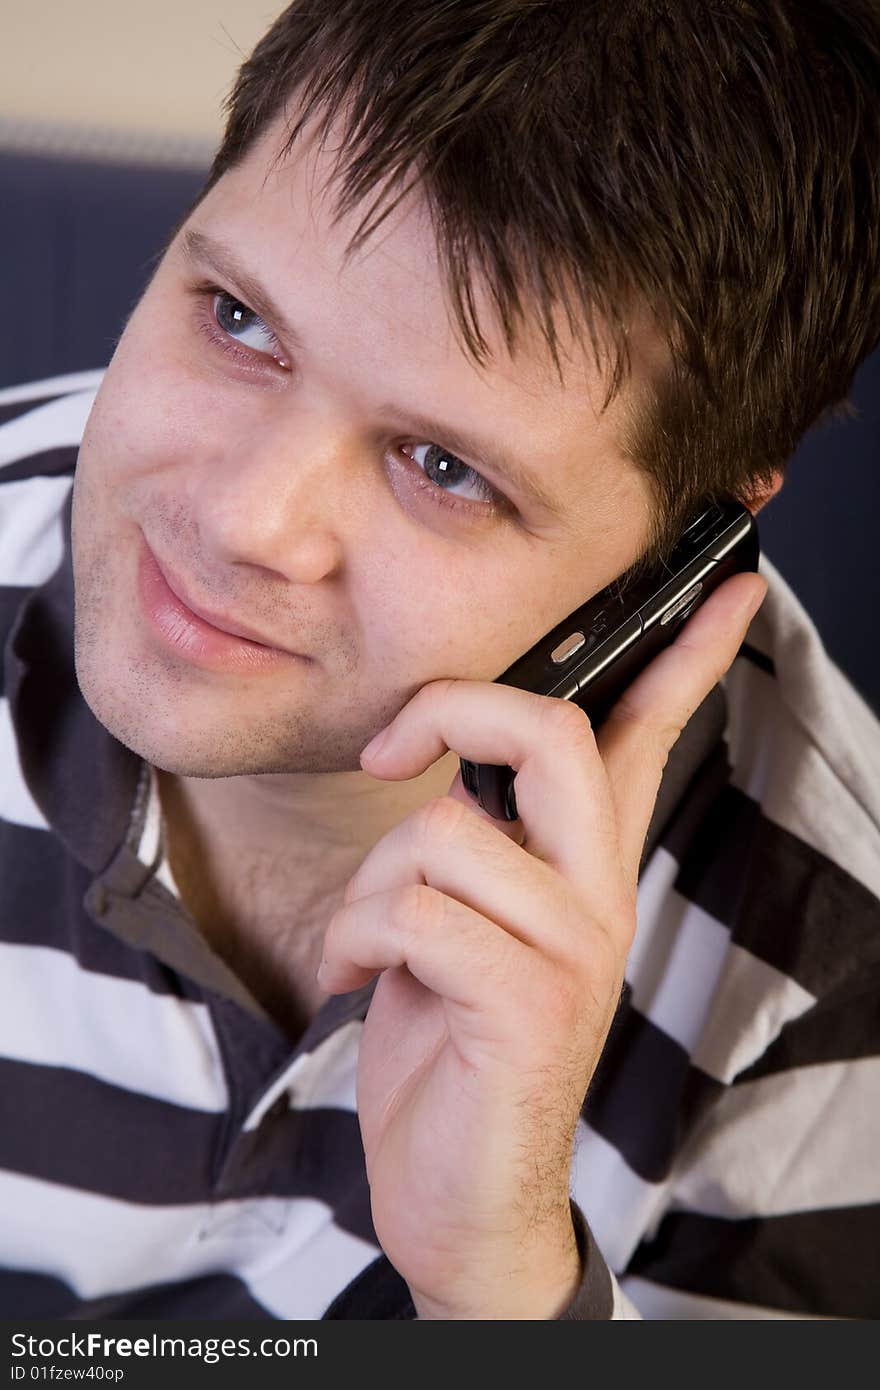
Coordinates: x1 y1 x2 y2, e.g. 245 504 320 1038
72 113 654 778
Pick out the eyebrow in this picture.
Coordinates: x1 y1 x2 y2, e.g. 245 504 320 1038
180 226 565 516
181 227 306 354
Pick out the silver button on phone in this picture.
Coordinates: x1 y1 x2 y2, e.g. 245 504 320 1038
660 582 703 625
550 631 587 664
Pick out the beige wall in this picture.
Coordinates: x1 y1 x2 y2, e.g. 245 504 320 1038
0 1 283 162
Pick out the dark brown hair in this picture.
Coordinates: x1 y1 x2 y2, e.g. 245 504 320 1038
178 0 880 573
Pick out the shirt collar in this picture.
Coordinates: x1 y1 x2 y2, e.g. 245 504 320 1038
4 485 142 875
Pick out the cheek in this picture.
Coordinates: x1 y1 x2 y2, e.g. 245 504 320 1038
80 358 169 490
80 360 221 544
88 288 219 464
353 537 549 686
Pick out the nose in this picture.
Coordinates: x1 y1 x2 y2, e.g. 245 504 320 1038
191 404 356 583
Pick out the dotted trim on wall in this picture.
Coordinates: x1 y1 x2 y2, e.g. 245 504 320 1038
0 115 215 169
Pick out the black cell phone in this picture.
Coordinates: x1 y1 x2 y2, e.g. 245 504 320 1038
459 495 760 820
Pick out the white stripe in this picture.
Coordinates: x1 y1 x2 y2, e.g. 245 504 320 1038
727 556 880 901
0 697 48 830
610 1275 643 1319
288 1020 360 1112
0 943 229 1113
629 849 730 1057
244 1021 361 1131
570 1118 669 1274
620 1275 835 1319
0 386 98 468
0 475 72 586
0 1169 378 1319
629 852 814 1083
140 765 182 898
133 765 163 869
0 370 105 408
154 848 182 900
674 1056 880 1218
690 943 815 1082
244 1211 379 1319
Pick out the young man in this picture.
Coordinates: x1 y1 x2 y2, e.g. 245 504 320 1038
1 0 878 1319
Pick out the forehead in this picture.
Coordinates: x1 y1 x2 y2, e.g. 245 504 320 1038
210 111 634 387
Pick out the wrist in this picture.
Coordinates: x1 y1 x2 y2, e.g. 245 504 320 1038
410 1215 583 1320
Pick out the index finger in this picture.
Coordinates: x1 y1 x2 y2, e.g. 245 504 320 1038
360 676 622 892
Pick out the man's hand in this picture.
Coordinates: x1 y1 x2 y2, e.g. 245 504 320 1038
316 570 768 1319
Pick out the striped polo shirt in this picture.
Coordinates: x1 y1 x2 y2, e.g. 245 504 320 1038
1 370 878 1319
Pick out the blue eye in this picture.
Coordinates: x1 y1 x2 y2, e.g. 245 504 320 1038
403 442 500 507
192 286 289 369
214 292 280 354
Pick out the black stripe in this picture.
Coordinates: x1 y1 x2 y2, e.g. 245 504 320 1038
738 642 776 678
658 735 735 866
639 684 727 876
0 1057 219 1203
215 1105 377 1245
0 1265 274 1319
557 1199 615 1319
0 446 78 481
0 1057 376 1240
0 1267 73 1317
664 776 761 927
670 783 880 997
583 999 721 1184
323 1254 416 1320
204 991 298 1126
626 1204 880 1318
737 966 880 1080
0 588 27 692
0 393 72 428
0 817 203 1000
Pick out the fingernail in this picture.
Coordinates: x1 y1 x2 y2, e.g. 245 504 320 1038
361 727 389 761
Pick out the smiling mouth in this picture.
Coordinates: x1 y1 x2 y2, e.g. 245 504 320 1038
150 549 286 649
137 535 308 674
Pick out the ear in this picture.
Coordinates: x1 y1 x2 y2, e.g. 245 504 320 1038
743 468 784 516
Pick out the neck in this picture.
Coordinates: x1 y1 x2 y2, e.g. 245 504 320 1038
154 752 462 1039
157 750 461 877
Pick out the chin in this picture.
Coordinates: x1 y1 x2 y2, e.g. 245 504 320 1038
74 661 368 779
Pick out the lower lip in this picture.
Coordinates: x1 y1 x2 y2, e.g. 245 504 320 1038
137 540 302 675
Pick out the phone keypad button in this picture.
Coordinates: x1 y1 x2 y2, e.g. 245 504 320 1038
550 631 588 664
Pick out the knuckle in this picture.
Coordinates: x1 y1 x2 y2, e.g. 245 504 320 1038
604 693 641 729
609 693 683 755
421 676 461 714
539 697 595 747
411 794 470 848
564 893 633 975
321 904 341 953
342 851 376 904
543 968 580 1022
390 882 444 935
588 910 635 982
591 918 627 978
651 719 685 761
